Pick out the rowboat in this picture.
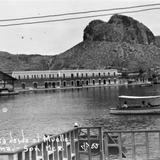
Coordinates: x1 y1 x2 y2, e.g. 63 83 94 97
110 95 160 115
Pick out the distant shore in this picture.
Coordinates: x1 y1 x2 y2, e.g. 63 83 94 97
15 81 151 94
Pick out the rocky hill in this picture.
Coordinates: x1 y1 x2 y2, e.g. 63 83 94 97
155 36 160 48
49 41 160 72
0 14 160 73
50 14 160 72
83 14 155 45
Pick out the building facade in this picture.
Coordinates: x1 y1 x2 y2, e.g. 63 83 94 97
12 69 119 89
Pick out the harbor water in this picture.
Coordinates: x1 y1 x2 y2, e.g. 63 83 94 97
0 84 160 145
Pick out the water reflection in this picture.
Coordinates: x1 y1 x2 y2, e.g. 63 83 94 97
0 85 160 140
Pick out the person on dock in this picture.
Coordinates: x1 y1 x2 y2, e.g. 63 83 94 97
74 122 80 128
141 101 146 107
147 102 153 107
122 101 128 109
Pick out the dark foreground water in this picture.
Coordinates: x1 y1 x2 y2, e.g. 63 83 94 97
1 84 160 147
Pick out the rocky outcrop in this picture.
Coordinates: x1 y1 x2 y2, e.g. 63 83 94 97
155 36 160 48
83 14 155 45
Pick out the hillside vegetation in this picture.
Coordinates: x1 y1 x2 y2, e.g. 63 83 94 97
0 52 54 73
50 41 160 72
0 14 160 73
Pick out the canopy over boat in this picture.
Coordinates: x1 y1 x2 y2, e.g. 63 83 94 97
110 95 160 115
119 95 160 99
117 95 160 108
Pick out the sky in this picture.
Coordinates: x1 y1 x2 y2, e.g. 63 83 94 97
0 0 159 55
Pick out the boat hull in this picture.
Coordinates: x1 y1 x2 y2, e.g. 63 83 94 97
110 107 160 115
0 91 19 96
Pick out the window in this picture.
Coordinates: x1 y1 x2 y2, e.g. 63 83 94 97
108 72 110 76
27 75 29 79
71 74 74 78
86 73 88 77
77 73 79 77
63 74 65 78
81 73 83 77
18 75 20 80
92 73 94 77
41 75 43 79
114 72 116 76
57 74 59 78
98 73 101 77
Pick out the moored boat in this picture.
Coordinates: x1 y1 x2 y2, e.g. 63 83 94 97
0 88 19 96
110 95 160 115
139 81 152 87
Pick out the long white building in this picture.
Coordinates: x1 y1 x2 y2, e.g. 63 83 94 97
12 69 120 89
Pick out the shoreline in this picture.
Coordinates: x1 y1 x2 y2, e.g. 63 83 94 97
15 82 151 94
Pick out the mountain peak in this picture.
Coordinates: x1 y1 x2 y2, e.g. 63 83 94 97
83 14 155 45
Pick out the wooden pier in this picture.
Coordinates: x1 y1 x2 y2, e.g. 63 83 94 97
1 127 160 160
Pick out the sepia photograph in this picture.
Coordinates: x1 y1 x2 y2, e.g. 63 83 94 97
0 0 160 159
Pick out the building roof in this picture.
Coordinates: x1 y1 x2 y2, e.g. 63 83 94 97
119 95 160 99
0 71 17 81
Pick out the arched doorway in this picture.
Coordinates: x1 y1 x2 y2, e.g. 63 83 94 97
33 82 38 88
52 82 55 88
21 83 25 89
108 79 111 84
103 79 106 85
92 79 95 85
63 81 66 87
71 81 74 86
99 79 101 85
45 82 48 88
86 80 89 86
76 80 80 87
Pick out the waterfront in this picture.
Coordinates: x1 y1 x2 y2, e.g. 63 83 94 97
0 84 160 143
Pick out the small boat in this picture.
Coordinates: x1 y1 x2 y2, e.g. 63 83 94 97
139 82 152 87
0 88 19 96
110 95 160 115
